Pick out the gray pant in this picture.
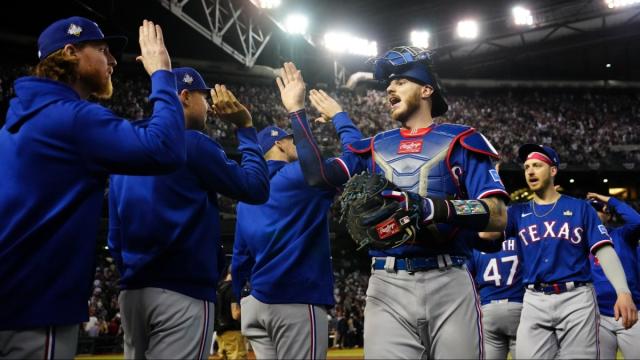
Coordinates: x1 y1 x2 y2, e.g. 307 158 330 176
515 285 599 359
481 301 522 360
0 325 78 360
119 287 214 360
240 295 328 360
364 265 483 359
599 312 640 360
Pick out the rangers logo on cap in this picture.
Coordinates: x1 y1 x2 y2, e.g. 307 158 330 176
271 130 279 137
182 74 194 85
67 24 83 37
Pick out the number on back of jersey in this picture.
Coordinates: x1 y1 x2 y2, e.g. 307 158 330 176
482 255 518 287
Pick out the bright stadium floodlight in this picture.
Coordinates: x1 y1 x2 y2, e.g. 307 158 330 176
512 6 534 26
285 14 309 35
605 0 640 8
323 32 377 56
410 30 430 48
457 20 478 39
253 0 281 9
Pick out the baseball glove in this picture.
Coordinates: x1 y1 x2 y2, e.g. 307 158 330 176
339 172 422 250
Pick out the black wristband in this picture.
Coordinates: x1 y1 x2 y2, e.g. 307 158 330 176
430 198 491 231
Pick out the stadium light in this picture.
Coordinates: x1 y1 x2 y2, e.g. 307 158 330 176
606 63 612 68
323 32 378 57
250 0 281 9
569 178 575 183
285 14 309 35
512 6 534 26
603 178 609 183
457 20 478 39
410 30 430 48
605 0 640 8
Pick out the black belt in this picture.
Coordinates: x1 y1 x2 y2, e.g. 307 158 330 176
527 281 590 295
372 255 466 273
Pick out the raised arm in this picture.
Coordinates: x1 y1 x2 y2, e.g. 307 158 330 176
588 192 640 242
185 85 269 204
76 20 186 175
276 62 364 190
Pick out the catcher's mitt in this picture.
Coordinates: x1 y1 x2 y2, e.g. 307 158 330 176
339 172 421 250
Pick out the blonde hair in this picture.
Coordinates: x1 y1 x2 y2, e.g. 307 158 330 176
32 45 84 84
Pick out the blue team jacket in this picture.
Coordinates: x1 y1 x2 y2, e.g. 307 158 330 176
591 197 640 317
109 127 269 302
232 111 363 306
0 71 186 330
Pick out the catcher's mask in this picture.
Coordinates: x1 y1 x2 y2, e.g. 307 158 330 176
367 46 448 117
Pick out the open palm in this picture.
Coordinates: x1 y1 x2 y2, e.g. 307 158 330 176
276 62 305 113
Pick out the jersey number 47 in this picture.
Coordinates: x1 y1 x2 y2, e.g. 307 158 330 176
483 255 518 286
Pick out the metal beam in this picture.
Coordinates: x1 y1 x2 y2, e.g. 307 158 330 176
158 0 272 67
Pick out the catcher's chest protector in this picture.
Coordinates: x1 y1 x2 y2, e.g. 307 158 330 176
371 125 468 198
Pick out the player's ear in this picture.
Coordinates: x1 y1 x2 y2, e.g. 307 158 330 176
550 166 558 178
62 44 79 58
178 89 190 105
420 85 434 99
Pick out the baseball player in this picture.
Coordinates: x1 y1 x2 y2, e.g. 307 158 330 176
467 236 523 359
493 144 638 358
108 68 269 359
291 47 510 359
0 18 186 359
588 192 640 359
232 62 363 359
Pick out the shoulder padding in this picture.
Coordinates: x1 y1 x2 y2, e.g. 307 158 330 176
432 123 473 137
459 131 500 159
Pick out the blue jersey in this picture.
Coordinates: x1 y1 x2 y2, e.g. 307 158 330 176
590 197 640 317
293 120 509 259
109 128 269 302
232 110 363 306
467 238 524 305
506 195 613 285
0 71 186 330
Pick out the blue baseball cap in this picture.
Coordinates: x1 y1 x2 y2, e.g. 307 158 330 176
37 16 127 60
257 126 293 155
518 144 560 166
368 46 448 117
173 67 211 93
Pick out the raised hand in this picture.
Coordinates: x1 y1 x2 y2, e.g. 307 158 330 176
136 20 171 75
211 84 253 128
309 89 343 123
276 62 305 113
586 192 611 204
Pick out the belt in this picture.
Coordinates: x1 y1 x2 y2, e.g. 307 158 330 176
372 255 466 273
527 281 590 295
481 298 524 306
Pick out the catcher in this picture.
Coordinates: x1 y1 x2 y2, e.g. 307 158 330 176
288 47 509 359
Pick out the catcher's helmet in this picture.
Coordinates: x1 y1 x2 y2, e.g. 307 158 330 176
368 46 448 117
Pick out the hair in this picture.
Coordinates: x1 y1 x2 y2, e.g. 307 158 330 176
32 45 84 84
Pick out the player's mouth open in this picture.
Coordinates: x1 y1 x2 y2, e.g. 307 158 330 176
528 177 539 184
389 96 401 108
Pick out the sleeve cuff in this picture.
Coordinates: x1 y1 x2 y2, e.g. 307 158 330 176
590 239 614 254
150 70 177 94
477 189 510 200
236 126 258 143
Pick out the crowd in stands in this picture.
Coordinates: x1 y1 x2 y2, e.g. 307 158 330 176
2 65 639 351
2 66 639 168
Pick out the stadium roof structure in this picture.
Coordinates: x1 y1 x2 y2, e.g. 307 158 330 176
1 0 640 81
